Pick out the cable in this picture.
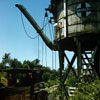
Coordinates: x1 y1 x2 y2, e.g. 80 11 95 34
41 15 46 66
45 44 47 67
43 20 48 67
42 41 44 65
20 13 39 39
55 51 57 70
51 22 55 41
38 36 40 59
47 17 53 42
47 16 54 69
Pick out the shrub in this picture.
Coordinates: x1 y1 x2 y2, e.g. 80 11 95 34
69 78 100 100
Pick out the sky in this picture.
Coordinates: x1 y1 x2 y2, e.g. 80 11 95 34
0 0 75 70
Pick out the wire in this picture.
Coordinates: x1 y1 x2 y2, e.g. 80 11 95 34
42 41 44 65
47 17 53 42
47 16 54 69
43 20 48 67
38 36 40 59
45 44 47 67
55 51 57 70
51 22 55 41
45 26 47 67
41 15 46 66
20 13 39 39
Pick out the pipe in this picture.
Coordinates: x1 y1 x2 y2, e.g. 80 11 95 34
15 3 58 50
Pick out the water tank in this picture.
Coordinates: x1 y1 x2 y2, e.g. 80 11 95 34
50 0 100 41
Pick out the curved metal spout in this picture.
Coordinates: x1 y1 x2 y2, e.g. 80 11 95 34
15 3 58 50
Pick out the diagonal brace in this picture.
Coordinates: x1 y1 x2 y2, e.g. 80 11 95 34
83 40 100 76
62 53 77 84
64 52 77 78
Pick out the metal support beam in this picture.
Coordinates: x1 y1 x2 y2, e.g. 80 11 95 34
99 46 100 76
83 52 96 75
82 55 92 75
62 85 69 100
94 40 100 77
62 53 77 83
83 40 100 76
64 52 77 78
59 49 64 100
75 38 82 79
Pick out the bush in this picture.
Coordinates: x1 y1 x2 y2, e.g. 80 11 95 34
66 76 78 87
69 78 100 100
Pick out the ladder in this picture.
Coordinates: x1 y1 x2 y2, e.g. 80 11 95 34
82 51 93 75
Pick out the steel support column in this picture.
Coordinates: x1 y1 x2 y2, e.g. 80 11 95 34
94 40 100 77
59 48 64 100
99 45 100 76
62 53 77 84
75 38 82 79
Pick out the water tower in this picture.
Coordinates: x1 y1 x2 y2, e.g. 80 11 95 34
46 0 100 98
15 0 100 99
47 0 100 78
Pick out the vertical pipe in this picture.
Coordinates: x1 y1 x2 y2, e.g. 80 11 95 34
64 0 67 37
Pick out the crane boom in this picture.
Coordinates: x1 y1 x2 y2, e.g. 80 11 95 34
15 4 58 50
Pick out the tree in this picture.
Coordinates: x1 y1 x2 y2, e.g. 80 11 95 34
0 63 3 70
43 67 51 72
2 53 11 67
9 58 22 68
42 72 51 82
32 59 40 64
23 59 42 69
23 60 33 69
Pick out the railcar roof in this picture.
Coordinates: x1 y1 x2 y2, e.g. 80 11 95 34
51 0 62 4
2 68 44 73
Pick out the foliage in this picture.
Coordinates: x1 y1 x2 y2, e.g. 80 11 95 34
65 76 78 87
0 53 59 88
0 63 3 70
43 72 51 82
69 78 100 100
65 70 78 87
2 53 11 68
48 79 59 87
10 58 22 68
2 53 11 64
23 59 42 69
23 60 34 69
42 67 59 87
42 69 59 87
0 72 7 86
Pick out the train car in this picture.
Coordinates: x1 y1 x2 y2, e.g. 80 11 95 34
0 68 48 100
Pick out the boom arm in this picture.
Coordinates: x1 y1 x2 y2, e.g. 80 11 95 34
15 4 58 50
